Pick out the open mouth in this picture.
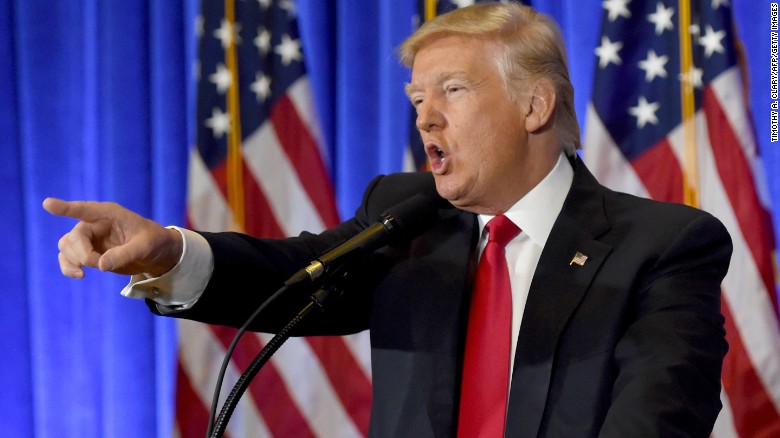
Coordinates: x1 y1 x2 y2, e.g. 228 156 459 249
425 143 447 173
425 143 445 161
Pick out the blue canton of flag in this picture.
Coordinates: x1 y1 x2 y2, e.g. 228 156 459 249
197 0 305 169
591 0 733 168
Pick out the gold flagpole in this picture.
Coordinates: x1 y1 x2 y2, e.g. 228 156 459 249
679 0 699 208
424 0 437 21
226 0 246 231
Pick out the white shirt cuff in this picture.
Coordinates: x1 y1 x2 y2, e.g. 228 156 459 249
120 226 214 313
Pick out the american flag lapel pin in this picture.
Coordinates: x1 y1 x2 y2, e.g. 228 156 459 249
570 251 588 266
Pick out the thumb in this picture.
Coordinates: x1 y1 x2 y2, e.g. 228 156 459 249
98 234 170 276
98 243 136 273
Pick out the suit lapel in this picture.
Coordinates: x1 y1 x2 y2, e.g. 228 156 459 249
505 157 613 437
420 206 479 437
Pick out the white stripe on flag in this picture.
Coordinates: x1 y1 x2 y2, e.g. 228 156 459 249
712 388 739 438
342 331 373 381
259 334 364 438
287 78 328 164
186 147 239 232
178 320 271 437
583 103 650 199
242 118 327 236
709 69 774 209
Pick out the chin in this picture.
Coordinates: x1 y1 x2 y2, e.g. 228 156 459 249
433 178 459 203
440 194 478 213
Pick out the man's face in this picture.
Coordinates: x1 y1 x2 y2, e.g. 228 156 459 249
407 34 538 214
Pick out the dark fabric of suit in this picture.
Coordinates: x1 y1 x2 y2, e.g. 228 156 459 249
161 157 732 437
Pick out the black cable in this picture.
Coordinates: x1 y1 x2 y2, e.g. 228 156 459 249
205 280 346 437
205 284 290 438
209 299 316 437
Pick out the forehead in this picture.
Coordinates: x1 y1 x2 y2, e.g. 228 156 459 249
409 34 502 84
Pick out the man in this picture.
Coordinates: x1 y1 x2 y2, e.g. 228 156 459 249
44 3 731 437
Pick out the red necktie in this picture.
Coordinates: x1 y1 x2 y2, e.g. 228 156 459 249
458 214 520 438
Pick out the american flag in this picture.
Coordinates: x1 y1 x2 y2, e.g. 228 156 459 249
584 0 780 435
179 0 372 436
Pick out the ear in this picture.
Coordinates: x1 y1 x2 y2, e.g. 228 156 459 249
524 79 556 133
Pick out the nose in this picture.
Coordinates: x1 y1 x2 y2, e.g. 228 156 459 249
415 97 444 132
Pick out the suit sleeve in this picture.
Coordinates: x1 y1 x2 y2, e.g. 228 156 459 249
599 212 732 437
147 174 389 335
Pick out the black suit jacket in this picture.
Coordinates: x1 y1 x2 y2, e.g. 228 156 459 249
166 156 732 437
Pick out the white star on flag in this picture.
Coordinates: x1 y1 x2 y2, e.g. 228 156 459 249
679 66 704 88
209 63 232 94
638 49 669 82
602 0 631 22
250 73 272 102
595 36 623 68
628 96 660 128
699 25 726 57
214 19 242 49
275 34 302 66
280 0 297 18
257 0 271 10
647 2 674 35
690 24 701 43
204 107 231 139
254 28 271 55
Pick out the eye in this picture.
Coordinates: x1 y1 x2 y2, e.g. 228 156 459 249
409 95 424 110
445 84 466 97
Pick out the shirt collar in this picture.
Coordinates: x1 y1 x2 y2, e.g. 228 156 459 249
478 152 574 247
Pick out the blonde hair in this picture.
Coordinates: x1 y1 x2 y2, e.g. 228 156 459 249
399 2 581 155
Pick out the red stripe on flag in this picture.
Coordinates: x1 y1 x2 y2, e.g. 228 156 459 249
630 139 684 204
703 88 778 307
210 325 318 438
209 158 286 238
270 95 341 228
175 361 230 438
720 297 780 437
307 336 372 436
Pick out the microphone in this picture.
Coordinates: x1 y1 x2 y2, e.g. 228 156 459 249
284 193 440 289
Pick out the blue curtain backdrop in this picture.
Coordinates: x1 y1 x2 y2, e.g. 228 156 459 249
1 0 776 436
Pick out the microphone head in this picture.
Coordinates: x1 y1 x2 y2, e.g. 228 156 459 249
381 192 441 240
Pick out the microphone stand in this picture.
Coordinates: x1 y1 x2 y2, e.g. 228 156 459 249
208 278 347 438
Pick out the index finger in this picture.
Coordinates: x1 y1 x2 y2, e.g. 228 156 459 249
42 197 114 222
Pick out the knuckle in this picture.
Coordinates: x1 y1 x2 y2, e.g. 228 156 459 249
57 234 68 251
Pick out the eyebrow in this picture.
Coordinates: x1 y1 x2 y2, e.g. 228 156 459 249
404 82 420 98
404 71 472 98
